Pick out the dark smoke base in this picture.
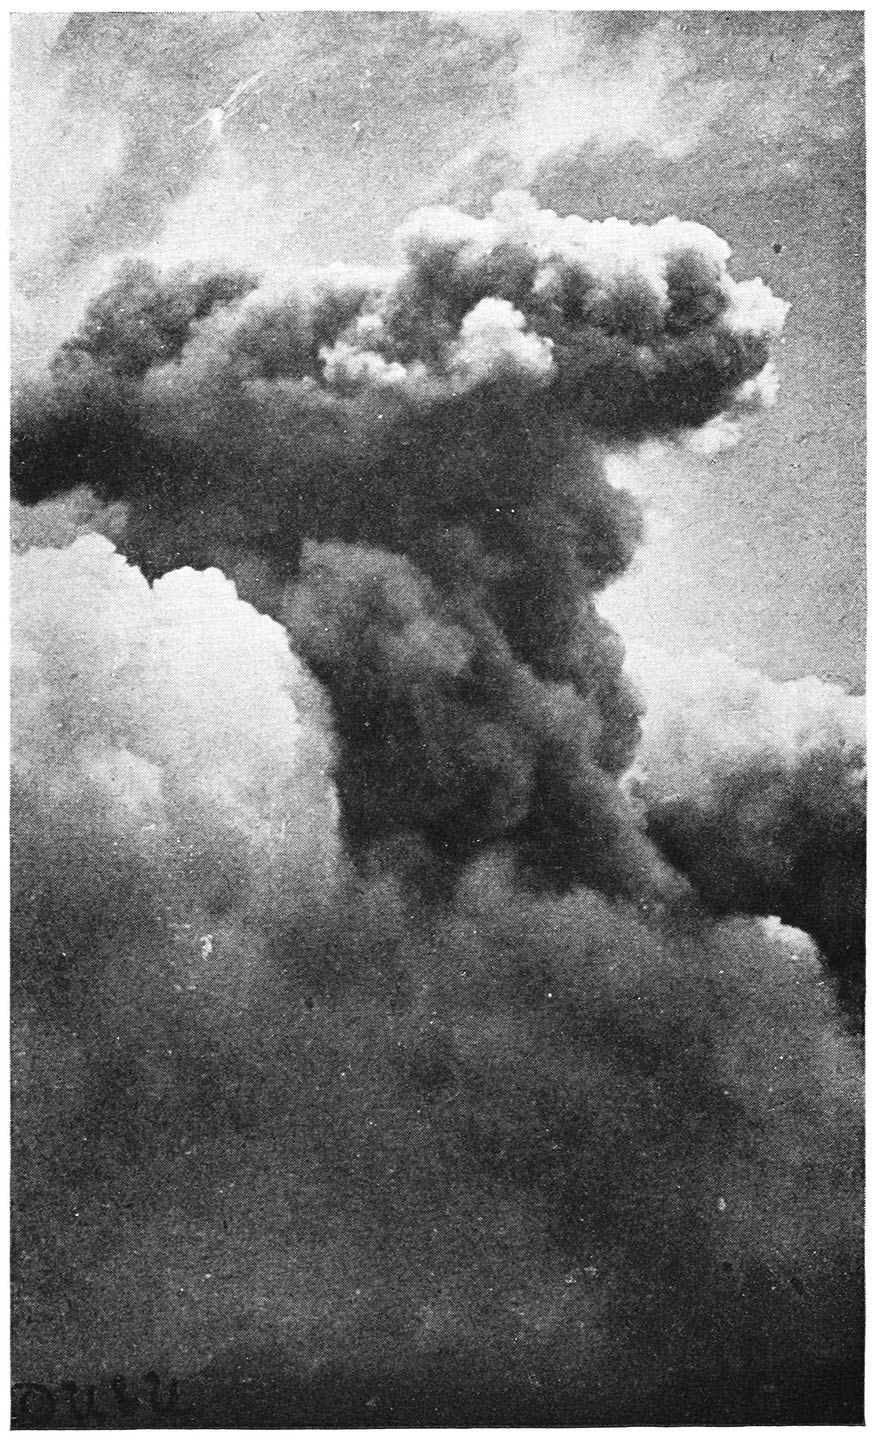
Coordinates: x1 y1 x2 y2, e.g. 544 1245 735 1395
12 846 864 1428
192 1355 866 1428
12 1356 864 1428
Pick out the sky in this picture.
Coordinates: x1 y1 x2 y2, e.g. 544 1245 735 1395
10 8 865 687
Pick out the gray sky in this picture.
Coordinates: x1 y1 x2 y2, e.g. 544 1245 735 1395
11 9 864 686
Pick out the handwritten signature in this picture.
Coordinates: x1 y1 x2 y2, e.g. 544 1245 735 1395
12 1372 184 1426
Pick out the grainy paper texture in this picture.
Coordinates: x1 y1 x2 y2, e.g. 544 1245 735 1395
10 9 865 1427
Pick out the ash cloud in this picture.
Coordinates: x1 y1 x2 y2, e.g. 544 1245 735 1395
10 189 864 1422
13 192 786 896
12 548 864 1413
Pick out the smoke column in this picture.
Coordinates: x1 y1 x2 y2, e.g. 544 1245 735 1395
13 194 787 889
11 192 863 1424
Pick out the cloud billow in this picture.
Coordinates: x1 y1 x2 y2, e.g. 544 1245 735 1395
13 192 786 896
10 189 864 1422
628 647 866 1026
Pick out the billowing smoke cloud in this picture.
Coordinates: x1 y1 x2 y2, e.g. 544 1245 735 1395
11 192 863 1423
628 647 866 1027
13 191 786 898
11 549 864 1417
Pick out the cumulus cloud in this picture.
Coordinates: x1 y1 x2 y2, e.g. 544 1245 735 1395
629 645 864 795
628 646 866 1026
12 537 339 967
449 296 555 385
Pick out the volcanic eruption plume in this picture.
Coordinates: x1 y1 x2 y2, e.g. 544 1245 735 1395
14 193 788 891
11 191 863 1424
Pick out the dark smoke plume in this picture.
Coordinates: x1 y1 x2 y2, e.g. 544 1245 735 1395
13 192 786 893
11 194 864 1424
10 542 864 1420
